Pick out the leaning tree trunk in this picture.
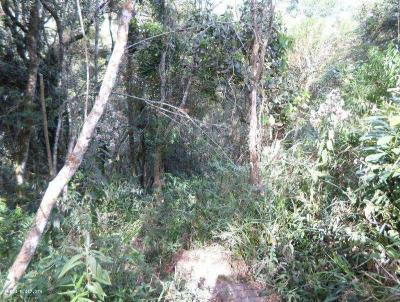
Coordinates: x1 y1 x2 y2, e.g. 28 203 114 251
15 0 40 187
1 1 135 296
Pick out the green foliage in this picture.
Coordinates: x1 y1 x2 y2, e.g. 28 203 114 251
344 45 400 110
284 89 311 123
0 178 159 301
360 0 399 45
136 21 164 79
56 246 112 301
362 113 400 183
0 201 33 270
359 107 400 234
2 1 400 302
2 153 400 301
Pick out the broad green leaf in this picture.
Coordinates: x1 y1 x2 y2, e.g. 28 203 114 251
393 169 400 178
326 140 333 151
76 298 93 302
321 149 329 164
91 250 112 263
387 230 400 239
364 146 379 152
58 254 84 279
365 153 386 163
88 255 111 285
71 291 90 302
93 266 111 285
366 116 389 127
386 248 400 259
393 148 400 155
378 171 391 183
76 273 86 289
87 255 98 276
87 282 106 300
58 290 76 296
389 115 400 127
377 135 393 146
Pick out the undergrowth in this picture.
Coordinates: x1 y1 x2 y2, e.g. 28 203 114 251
1 147 400 301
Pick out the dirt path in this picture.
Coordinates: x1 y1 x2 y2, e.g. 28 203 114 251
171 244 281 302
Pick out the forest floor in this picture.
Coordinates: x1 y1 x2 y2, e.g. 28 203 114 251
167 244 281 301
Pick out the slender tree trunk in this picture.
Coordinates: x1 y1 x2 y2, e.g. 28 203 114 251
127 102 137 176
153 35 195 188
153 44 167 190
39 0 66 176
397 0 400 44
52 113 62 176
76 0 90 119
66 103 76 156
1 2 135 296
152 60 194 191
125 21 141 177
152 75 191 190
109 12 114 50
139 131 146 187
159 51 167 106
15 145 30 187
63 58 75 198
249 85 260 186
248 0 261 187
153 48 167 190
39 74 54 177
151 0 169 190
153 144 163 189
248 0 273 189
94 0 99 85
15 0 40 187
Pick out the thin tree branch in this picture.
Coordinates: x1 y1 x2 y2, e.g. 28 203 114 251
76 0 90 119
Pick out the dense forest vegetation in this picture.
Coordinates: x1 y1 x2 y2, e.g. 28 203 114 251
1 0 400 301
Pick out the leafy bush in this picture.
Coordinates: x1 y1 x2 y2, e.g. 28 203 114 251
360 106 400 241
344 45 400 111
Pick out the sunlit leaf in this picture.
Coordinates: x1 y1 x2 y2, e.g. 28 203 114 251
377 135 393 146
388 115 400 127
365 153 386 163
58 254 84 279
